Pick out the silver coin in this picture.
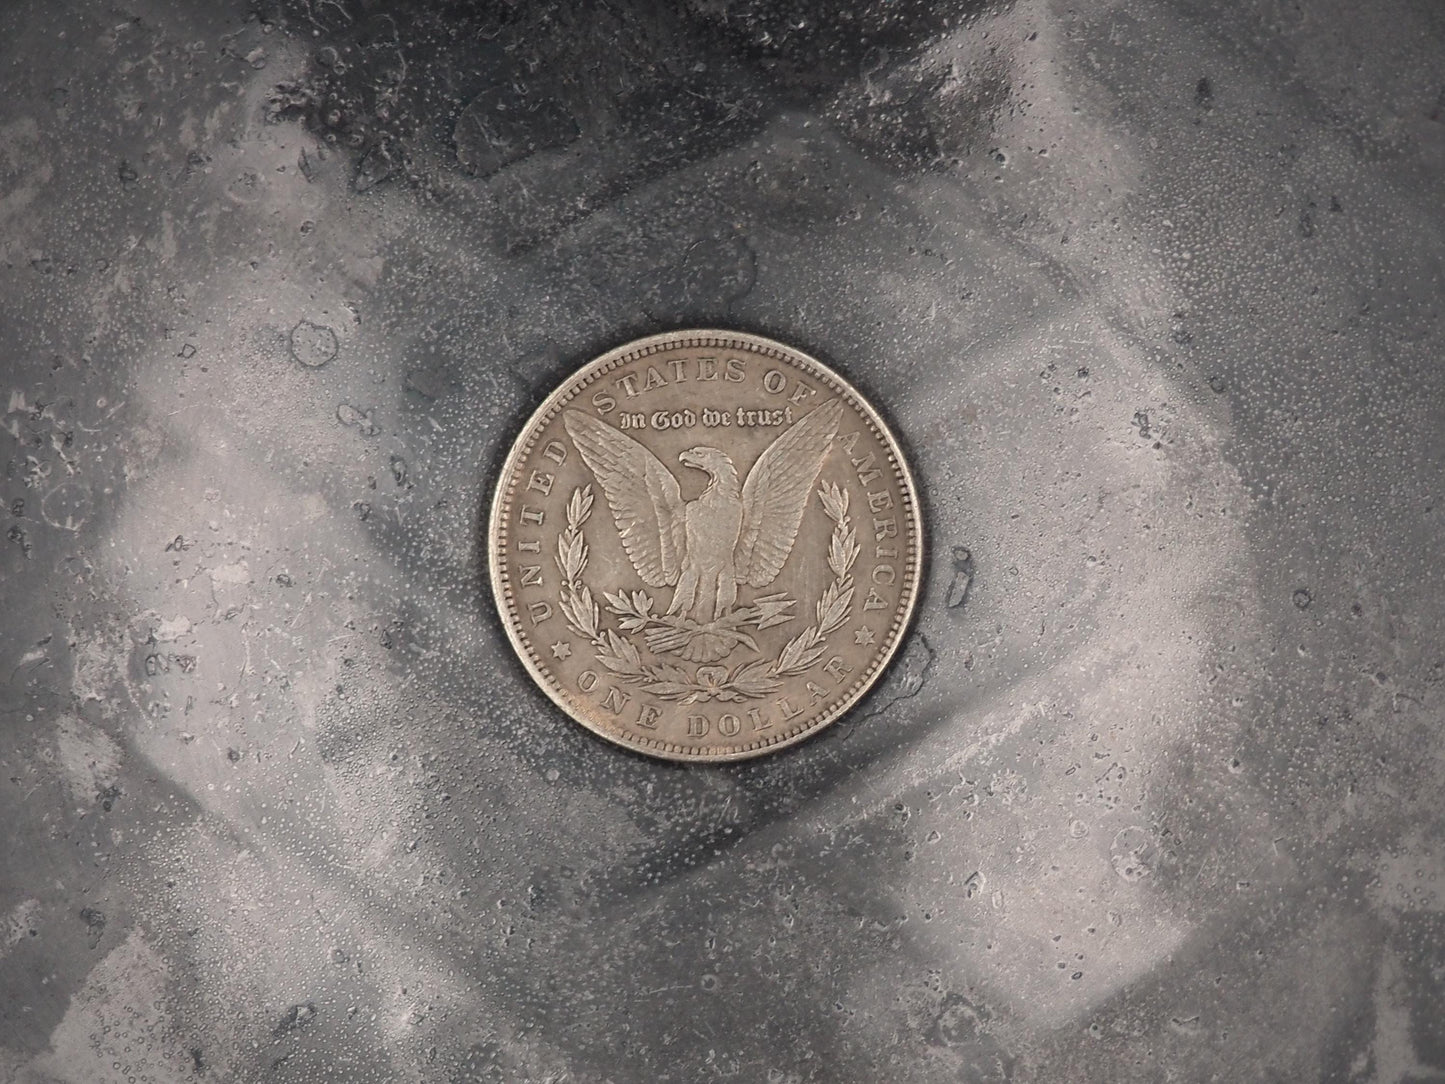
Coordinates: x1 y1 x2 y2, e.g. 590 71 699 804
490 330 923 761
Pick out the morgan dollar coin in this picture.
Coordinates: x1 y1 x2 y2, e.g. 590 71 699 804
489 330 923 762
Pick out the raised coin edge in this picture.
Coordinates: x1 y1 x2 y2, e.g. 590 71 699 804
488 329 924 762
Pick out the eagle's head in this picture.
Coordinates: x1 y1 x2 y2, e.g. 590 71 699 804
678 446 735 483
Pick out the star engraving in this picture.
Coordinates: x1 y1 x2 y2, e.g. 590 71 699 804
853 626 876 646
549 641 573 660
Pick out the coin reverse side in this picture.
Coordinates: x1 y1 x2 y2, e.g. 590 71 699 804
489 330 922 762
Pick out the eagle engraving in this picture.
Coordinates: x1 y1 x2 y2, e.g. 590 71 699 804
562 400 844 662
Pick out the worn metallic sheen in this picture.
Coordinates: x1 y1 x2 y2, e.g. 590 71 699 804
490 330 923 760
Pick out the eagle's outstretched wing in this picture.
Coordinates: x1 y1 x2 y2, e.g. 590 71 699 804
734 399 845 588
562 409 688 588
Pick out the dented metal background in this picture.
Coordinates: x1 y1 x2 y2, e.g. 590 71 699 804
1 1 1443 1080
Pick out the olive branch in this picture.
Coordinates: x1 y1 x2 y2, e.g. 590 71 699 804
554 481 856 704
603 587 796 655
771 481 858 676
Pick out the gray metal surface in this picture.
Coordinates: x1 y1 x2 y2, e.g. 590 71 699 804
1 1 1442 1080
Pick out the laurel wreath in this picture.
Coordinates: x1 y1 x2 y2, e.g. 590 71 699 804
555 481 858 704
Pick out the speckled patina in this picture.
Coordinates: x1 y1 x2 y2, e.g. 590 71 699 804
490 330 923 761
1 1 1443 1081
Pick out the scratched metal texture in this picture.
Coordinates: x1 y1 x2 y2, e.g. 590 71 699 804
1 1 1443 1081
